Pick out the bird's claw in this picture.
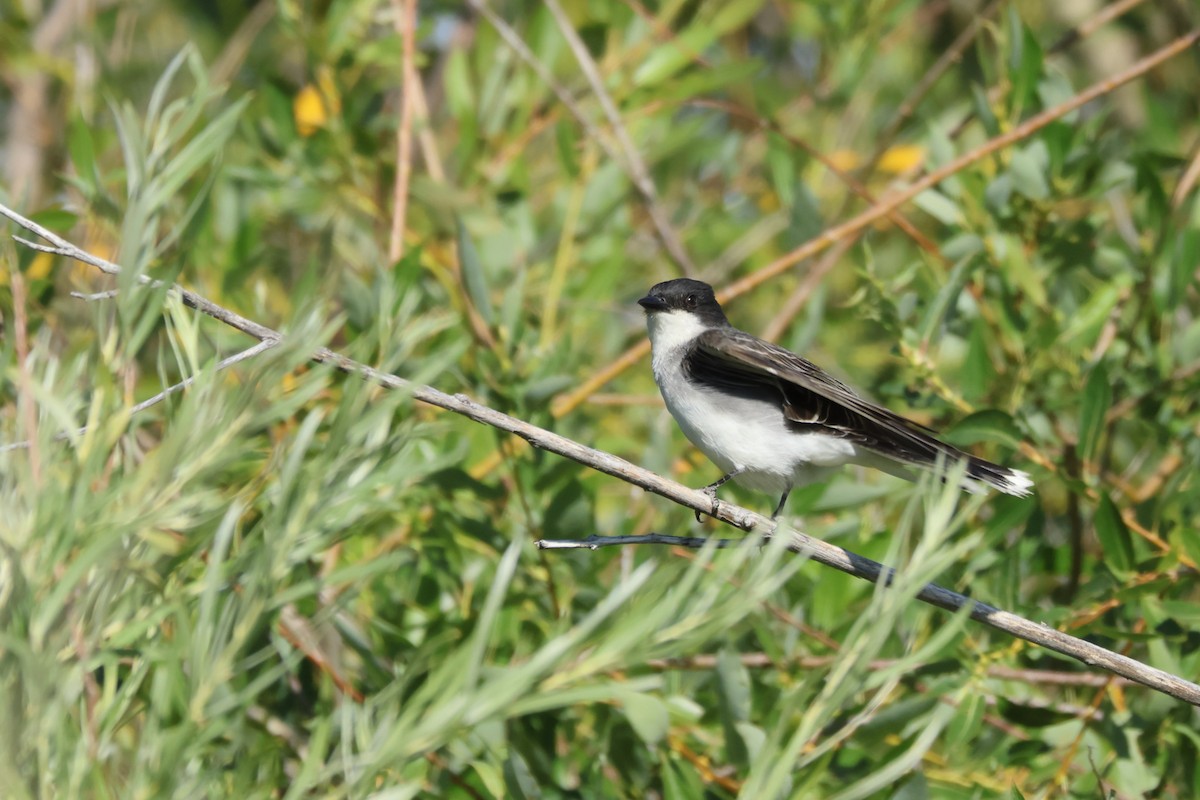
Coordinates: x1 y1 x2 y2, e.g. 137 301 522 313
697 484 721 522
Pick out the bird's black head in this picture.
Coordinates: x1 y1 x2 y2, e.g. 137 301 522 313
637 279 729 326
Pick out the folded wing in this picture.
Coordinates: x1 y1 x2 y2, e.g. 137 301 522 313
683 328 1031 495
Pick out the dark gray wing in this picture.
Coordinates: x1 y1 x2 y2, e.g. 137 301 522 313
683 328 1015 486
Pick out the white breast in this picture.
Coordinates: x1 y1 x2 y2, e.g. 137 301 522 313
645 311 858 495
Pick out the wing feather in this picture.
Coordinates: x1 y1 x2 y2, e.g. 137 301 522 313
679 327 1031 496
683 329 955 465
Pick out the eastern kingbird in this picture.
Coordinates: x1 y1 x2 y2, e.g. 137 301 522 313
638 278 1032 519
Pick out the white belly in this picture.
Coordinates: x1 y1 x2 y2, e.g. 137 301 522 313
652 347 858 494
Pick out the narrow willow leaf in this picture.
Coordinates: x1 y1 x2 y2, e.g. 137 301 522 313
1009 147 1050 200
457 218 495 325
147 97 250 211
621 691 670 745
716 648 752 766
913 189 963 226
1077 363 1112 462
917 255 971 343
633 0 767 86
1094 492 1134 577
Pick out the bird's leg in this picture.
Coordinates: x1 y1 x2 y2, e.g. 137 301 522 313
771 490 791 520
697 470 741 522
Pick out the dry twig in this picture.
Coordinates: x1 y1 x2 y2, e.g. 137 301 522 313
388 0 418 263
468 0 696 276
543 0 696 275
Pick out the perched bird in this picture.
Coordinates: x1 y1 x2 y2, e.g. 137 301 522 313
637 278 1032 519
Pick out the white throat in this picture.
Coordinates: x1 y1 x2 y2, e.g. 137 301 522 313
645 309 713 354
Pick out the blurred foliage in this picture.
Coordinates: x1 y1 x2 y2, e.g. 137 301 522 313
2 0 1200 797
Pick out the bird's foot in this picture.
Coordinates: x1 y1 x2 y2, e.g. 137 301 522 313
697 483 722 522
770 490 792 520
697 471 741 521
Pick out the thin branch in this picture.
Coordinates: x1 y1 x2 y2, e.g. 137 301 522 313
689 98 943 260
1171 135 1200 211
716 21 1196 299
863 0 1004 174
1047 0 1150 54
278 604 364 703
542 0 696 275
535 534 1200 707
467 0 696 276
538 533 747 551
3 201 1200 708
759 237 851 344
0 340 273 453
210 0 276 87
388 0 418 263
646 653 1135 689
549 29 1200 418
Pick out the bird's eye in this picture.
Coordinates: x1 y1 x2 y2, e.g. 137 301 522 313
685 294 697 309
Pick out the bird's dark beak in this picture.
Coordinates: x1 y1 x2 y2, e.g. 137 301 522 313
637 294 668 311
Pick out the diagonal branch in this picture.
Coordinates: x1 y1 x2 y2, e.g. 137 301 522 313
542 0 696 275
468 0 696 276
535 533 1200 706
2 200 1199 707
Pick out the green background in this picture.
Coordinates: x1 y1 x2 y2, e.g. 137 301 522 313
2 0 1199 797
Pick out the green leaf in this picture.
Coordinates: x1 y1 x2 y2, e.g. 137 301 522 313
28 208 79 234
1094 492 1134 577
715 648 752 766
715 648 750 721
633 0 767 86
621 691 669 745
1060 277 1129 345
503 750 540 800
471 761 505 798
444 48 475 119
944 410 1025 450
1008 13 1044 110
996 233 1046 305
892 773 931 800
457 218 495 325
1169 229 1200 311
971 84 1000 137
733 721 766 762
1177 524 1200 572
944 689 986 754
146 97 250 211
767 134 796 210
960 320 991 401
1009 146 1050 200
542 480 591 537
916 254 971 343
663 758 705 800
66 119 98 191
914 189 963 226
554 120 579 178
1077 363 1112 462
941 233 984 261
984 173 1013 213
